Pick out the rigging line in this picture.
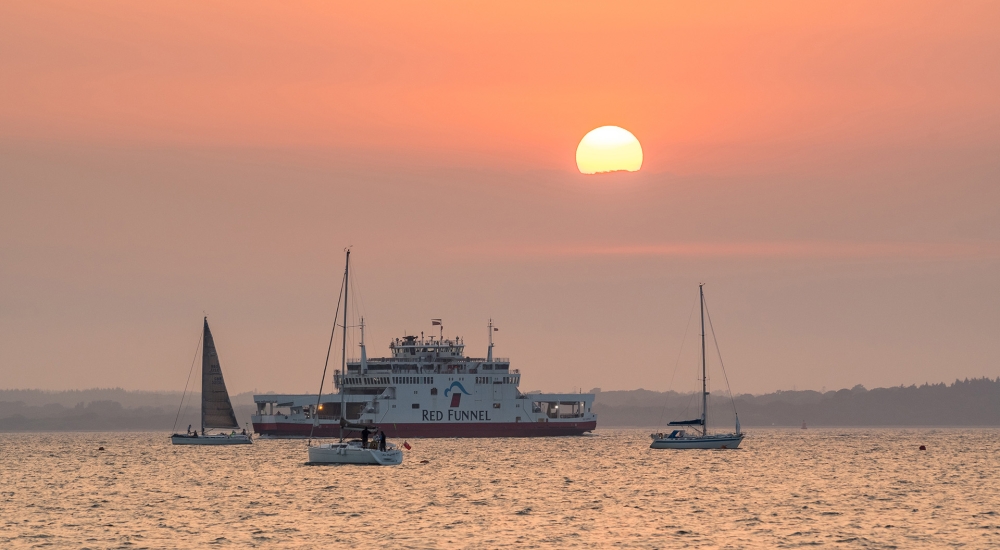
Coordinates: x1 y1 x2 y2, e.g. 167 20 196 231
308 265 347 447
374 392 395 427
703 294 739 418
656 296 699 430
171 330 203 434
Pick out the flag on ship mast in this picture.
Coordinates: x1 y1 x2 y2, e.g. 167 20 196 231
431 319 442 326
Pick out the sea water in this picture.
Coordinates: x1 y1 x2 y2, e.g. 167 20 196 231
1 429 997 548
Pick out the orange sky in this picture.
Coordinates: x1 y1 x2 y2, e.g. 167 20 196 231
4 1 998 171
1 1 999 394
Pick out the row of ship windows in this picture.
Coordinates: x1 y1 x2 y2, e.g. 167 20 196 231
343 376 390 385
409 402 509 409
393 377 434 385
343 375 519 386
474 376 519 384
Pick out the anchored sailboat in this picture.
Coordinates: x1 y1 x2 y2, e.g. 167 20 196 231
307 249 403 465
171 318 252 445
650 285 744 450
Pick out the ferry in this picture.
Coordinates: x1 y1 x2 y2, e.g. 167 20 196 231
252 321 597 438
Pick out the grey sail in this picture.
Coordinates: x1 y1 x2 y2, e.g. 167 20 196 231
201 318 239 430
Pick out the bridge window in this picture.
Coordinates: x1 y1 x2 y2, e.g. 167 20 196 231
412 403 420 409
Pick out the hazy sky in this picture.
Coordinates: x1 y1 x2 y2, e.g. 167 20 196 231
2 1 999 395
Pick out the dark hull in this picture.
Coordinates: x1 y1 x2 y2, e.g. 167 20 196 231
253 420 597 438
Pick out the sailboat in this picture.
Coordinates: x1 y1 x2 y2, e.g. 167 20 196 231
650 285 744 450
307 250 403 465
170 318 252 445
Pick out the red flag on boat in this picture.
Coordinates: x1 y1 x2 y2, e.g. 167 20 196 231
403 441 412 450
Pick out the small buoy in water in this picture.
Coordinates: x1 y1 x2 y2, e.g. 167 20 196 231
919 445 926 451
98 447 105 451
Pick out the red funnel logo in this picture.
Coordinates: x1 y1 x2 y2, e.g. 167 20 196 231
444 381 470 408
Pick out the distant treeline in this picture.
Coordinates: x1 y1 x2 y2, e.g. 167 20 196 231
0 388 258 432
593 377 1000 427
1 379 998 431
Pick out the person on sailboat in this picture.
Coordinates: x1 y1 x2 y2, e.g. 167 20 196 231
187 424 192 435
361 427 370 449
378 430 387 452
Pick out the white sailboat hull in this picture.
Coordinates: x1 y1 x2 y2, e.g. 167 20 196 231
171 434 253 445
651 286 747 452
650 434 744 449
307 442 403 465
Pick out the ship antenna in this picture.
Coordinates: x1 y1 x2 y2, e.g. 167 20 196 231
360 316 368 375
487 318 494 362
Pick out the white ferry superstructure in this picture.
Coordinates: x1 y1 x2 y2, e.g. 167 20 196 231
252 321 597 438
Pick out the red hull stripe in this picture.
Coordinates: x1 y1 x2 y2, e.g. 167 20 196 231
253 421 597 438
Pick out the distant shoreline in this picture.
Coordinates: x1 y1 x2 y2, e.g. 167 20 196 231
0 425 996 434
595 424 1000 430
1 378 998 431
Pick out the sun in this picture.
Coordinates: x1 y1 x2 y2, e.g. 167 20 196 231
576 126 643 174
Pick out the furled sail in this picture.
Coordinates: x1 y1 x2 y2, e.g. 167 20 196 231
201 318 239 430
339 417 371 431
668 419 704 425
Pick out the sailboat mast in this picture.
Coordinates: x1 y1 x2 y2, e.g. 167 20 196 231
201 318 207 435
339 249 350 442
700 284 707 436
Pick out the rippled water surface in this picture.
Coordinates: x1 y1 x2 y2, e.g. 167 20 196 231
1 429 998 548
